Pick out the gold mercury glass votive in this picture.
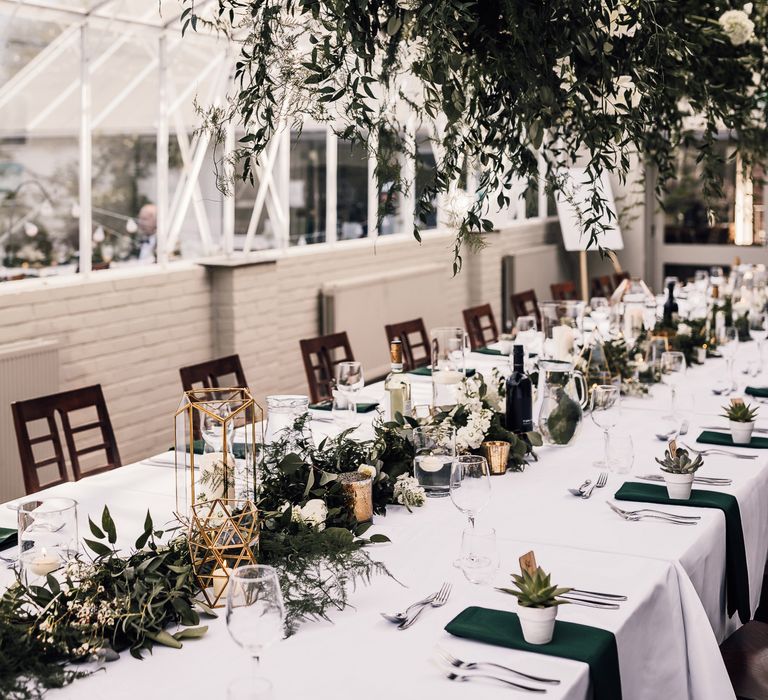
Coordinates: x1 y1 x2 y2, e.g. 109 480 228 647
338 472 374 522
482 441 511 475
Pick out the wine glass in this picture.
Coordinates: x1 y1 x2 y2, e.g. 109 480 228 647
660 351 686 418
589 297 610 337
514 315 538 349
226 565 285 699
590 385 621 469
333 361 364 423
450 455 492 566
718 326 739 390
753 313 768 374
459 526 499 584
201 401 235 454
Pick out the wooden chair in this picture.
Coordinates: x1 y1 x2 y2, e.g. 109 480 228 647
299 332 355 403
385 318 430 371
550 281 579 301
509 289 541 328
462 304 499 350
179 355 248 392
721 621 768 699
591 275 613 298
613 271 631 288
12 385 121 495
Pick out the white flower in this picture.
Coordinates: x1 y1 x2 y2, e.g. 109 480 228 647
358 464 377 479
441 188 474 230
719 9 755 46
393 474 426 508
676 323 692 336
396 0 419 10
297 498 328 530
744 3 753 15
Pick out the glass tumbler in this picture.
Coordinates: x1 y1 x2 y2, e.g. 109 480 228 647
18 497 78 583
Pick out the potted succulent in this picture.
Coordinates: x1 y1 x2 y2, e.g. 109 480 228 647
498 566 571 645
655 446 703 500
722 401 759 445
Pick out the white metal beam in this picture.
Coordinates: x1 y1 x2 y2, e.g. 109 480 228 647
78 23 92 275
242 132 283 253
223 121 235 256
156 32 169 265
367 130 378 239
325 129 337 243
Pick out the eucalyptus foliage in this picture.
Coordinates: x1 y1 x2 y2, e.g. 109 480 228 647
181 0 768 269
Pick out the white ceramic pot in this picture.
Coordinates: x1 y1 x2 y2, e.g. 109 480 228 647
730 420 755 445
517 603 557 645
663 472 694 500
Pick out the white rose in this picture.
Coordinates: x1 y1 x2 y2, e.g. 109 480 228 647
744 3 753 15
719 9 755 46
358 464 377 479
396 0 419 10
299 499 328 530
676 323 692 336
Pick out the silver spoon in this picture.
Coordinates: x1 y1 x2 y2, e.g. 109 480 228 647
568 479 591 497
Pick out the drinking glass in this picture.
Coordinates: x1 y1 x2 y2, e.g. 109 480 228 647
590 385 621 469
226 565 285 699
642 299 658 332
589 297 611 337
412 425 455 498
450 455 492 528
718 327 739 390
606 431 634 474
751 313 767 374
18 498 79 584
201 402 235 453
333 361 364 422
514 316 538 352
660 351 686 418
458 526 499 584
431 327 468 407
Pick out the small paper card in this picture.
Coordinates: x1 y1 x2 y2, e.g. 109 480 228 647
519 550 537 575
668 439 677 454
731 397 745 407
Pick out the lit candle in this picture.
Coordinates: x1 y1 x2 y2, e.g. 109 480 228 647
29 547 59 577
419 456 444 473
212 566 232 601
551 326 574 361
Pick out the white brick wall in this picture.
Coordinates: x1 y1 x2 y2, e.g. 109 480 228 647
0 221 562 498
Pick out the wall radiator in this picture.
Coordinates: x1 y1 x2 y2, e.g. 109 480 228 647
320 264 451 379
0 339 59 501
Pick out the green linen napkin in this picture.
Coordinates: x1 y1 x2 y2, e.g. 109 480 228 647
0 527 17 552
615 482 750 624
189 441 248 459
408 367 476 377
309 401 379 413
697 430 768 449
474 346 503 356
746 386 768 399
445 606 622 700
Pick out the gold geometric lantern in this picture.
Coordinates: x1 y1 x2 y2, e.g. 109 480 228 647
188 498 259 607
174 388 263 516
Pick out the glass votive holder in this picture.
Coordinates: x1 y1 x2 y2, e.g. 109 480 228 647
412 425 455 498
18 497 78 583
337 473 373 522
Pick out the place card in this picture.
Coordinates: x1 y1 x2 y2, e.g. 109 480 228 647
731 397 745 407
668 439 677 454
519 550 538 575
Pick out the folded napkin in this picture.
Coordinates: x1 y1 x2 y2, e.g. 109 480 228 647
408 367 476 377
615 482 749 623
697 430 768 449
0 527 17 552
189 441 249 459
445 606 621 700
309 400 379 413
746 386 768 399
474 346 503 356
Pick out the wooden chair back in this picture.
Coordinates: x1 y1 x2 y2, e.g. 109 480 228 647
550 281 579 301
462 304 499 350
385 318 430 371
613 271 631 288
179 355 248 392
509 289 541 327
591 275 613 298
299 332 355 403
12 385 121 494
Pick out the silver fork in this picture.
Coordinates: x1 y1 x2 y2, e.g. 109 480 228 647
399 582 451 630
612 505 699 521
446 672 546 693
608 502 697 525
681 442 757 460
436 646 560 684
380 591 437 624
582 471 607 499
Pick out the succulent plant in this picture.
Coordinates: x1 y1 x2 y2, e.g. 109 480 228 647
497 566 571 608
721 402 759 423
655 447 703 474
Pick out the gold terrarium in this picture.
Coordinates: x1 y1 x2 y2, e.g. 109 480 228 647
188 498 259 607
174 388 263 516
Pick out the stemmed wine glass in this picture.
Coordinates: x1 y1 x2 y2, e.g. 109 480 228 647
753 313 768 374
718 327 739 391
590 385 621 470
450 455 492 567
333 361 364 423
514 316 538 351
589 297 611 338
660 351 686 419
226 565 285 699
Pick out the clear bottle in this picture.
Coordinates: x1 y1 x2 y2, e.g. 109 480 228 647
385 340 412 421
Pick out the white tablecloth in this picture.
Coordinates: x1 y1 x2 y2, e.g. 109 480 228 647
4 346 767 699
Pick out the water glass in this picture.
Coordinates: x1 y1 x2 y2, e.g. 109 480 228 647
265 395 311 444
18 497 78 583
660 351 686 417
431 327 468 408
606 431 634 474
226 565 285 699
589 297 611 337
590 385 621 469
450 455 492 528
333 361 364 421
459 526 499 584
412 425 455 498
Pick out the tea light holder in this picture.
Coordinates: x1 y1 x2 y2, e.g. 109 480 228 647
481 441 511 475
17 497 79 584
337 473 374 522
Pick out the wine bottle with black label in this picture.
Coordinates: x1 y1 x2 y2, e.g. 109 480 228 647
505 344 533 434
663 281 679 325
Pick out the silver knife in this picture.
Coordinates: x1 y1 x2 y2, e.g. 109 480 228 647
637 474 732 485
700 425 768 434
559 595 620 609
570 588 628 601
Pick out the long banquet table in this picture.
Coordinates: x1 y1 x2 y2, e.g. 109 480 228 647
2 346 767 699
